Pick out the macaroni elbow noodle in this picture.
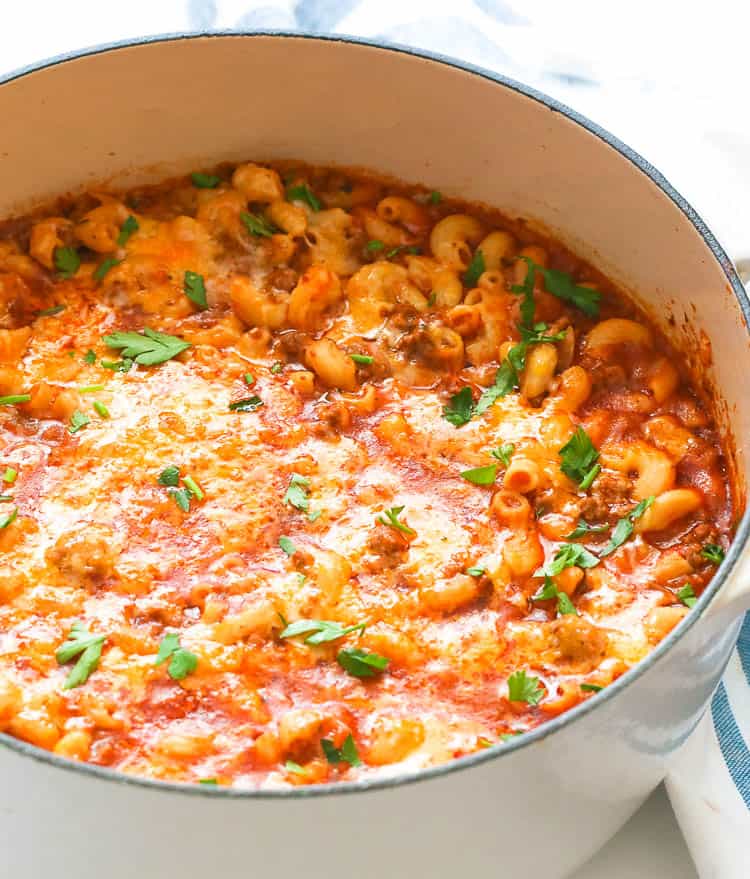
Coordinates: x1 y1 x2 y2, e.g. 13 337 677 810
0 159 733 788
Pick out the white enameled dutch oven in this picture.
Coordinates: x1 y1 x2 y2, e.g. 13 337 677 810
1 32 749 879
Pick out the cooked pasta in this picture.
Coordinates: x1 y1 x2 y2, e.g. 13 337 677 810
0 161 734 789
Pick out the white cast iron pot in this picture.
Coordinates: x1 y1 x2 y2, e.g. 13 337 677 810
1 33 749 879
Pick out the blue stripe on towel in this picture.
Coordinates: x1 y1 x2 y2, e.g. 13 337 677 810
737 613 750 685
712 680 750 808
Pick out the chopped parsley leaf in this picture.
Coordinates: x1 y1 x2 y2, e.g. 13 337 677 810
535 542 599 577
100 358 133 372
279 536 296 557
307 509 322 523
285 761 307 776
93 257 121 282
460 464 497 486
701 544 725 565
83 349 97 364
559 427 600 489
286 183 322 211
279 619 366 646
284 473 310 512
37 304 66 317
55 622 105 689
429 190 442 204
155 632 198 680
78 385 105 393
321 734 361 767
199 778 219 785
183 475 204 501
54 246 80 279
507 670 544 705
337 647 389 678
244 373 255 386
566 519 608 540
240 211 278 237
377 505 415 537
68 410 90 434
366 239 385 252
0 507 18 529
599 496 655 558
677 583 698 608
3 467 17 484
463 249 485 287
580 683 603 693
533 576 578 616
0 394 31 405
117 215 139 247
191 172 221 188
184 270 208 310
169 487 192 512
517 256 601 317
229 396 263 412
92 400 109 419
443 386 474 427
491 443 515 466
466 566 485 577
350 353 374 365
385 245 420 258
158 465 181 487
270 362 283 375
104 327 190 366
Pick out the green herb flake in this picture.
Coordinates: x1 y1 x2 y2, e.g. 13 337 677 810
279 536 296 557
244 373 255 386
83 350 97 364
460 464 497 486
385 245 420 258
532 576 579 616
78 385 106 394
443 386 474 427
463 249 485 287
55 622 105 689
37 304 66 317
157 465 181 487
286 183 322 212
366 239 385 253
580 683 603 693
3 467 17 484
169 487 192 512
507 670 544 705
270 362 283 375
183 475 204 501
155 631 198 680
184 270 208 310
0 394 31 406
566 519 608 540
429 190 442 205
103 327 190 366
559 427 600 489
535 543 599 578
284 473 310 512
599 496 655 558
240 211 278 238
307 509 322 523
377 505 416 537
677 583 698 608
284 761 307 776
117 215 139 247
351 354 374 365
54 247 80 279
92 400 110 419
0 507 18 529
68 410 91 435
337 647 389 678
466 566 485 577
490 443 515 466
228 395 264 412
191 172 221 188
100 359 133 372
198 778 219 785
93 257 121 282
701 544 725 565
280 619 366 646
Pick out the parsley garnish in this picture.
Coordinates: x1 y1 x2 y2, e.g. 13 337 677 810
283 473 310 512
580 683 603 693
429 190 442 204
460 464 497 485
533 576 578 616
566 519 608 540
507 670 544 705
443 386 474 427
93 257 121 282
279 536 296 556
518 256 601 317
0 507 18 529
677 583 698 608
284 761 306 776
184 271 208 310
466 566 485 577
279 618 366 646
103 327 190 366
158 465 180 487
191 172 221 188
3 467 17 484
240 211 278 237
535 543 599 577
366 239 385 253
93 400 109 419
463 249 485 287
337 647 389 678
100 359 133 372
491 443 515 466
351 353 373 365
229 395 263 412
183 475 203 500
385 245 420 258
270 362 283 375
244 373 255 385
377 505 415 537
199 778 219 785
169 488 192 512
68 410 90 434
701 544 725 565
559 427 600 489
117 215 139 246
321 734 361 767
54 247 80 279
307 509 322 523
78 385 105 393
38 304 66 317
0 394 30 405
56 622 105 689
599 496 655 558
83 349 97 364
155 632 198 680
286 183 322 211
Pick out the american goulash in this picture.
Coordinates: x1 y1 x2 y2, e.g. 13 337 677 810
0 162 733 787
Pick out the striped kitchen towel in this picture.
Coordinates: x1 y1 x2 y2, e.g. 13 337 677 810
666 614 750 879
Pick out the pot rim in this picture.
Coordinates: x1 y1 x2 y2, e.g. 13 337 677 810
0 29 748 801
